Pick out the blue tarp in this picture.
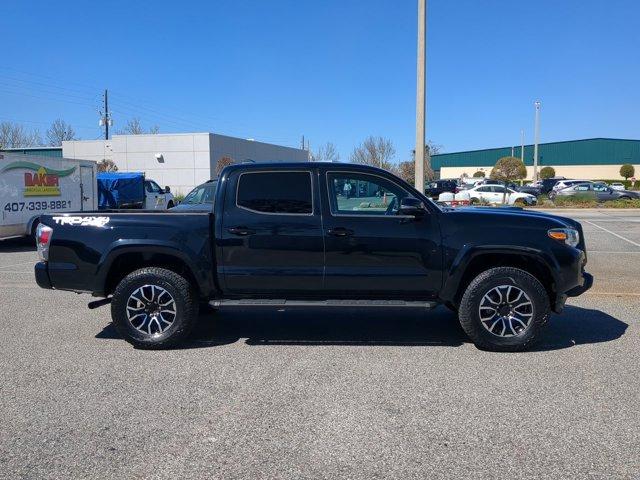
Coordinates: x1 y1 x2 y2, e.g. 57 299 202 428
97 172 145 209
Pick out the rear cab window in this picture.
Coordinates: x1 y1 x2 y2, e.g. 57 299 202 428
236 171 313 214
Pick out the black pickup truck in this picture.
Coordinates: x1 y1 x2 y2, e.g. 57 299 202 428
34 162 592 351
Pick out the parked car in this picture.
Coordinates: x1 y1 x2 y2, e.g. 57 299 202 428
170 180 217 211
551 182 640 201
467 185 537 205
552 179 589 192
610 182 626 191
34 162 592 352
481 180 541 197
424 179 458 199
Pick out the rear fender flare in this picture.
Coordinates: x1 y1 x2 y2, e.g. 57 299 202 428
95 239 208 297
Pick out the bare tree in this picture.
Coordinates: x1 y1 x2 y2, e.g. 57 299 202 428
118 118 144 135
46 119 76 146
215 156 234 176
350 136 396 171
117 118 159 135
313 142 340 162
396 141 441 185
97 159 119 172
0 122 42 148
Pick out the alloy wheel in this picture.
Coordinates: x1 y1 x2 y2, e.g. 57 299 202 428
478 285 534 337
126 284 177 335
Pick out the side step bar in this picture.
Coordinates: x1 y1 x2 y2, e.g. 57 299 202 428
209 299 438 308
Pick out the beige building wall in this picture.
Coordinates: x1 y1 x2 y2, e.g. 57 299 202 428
440 164 640 181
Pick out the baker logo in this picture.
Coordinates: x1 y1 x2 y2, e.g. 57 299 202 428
1 161 76 197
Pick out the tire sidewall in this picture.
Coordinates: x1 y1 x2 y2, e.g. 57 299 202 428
111 269 195 348
459 268 549 351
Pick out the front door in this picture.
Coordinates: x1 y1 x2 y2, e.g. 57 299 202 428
219 169 324 295
593 184 616 201
321 170 442 298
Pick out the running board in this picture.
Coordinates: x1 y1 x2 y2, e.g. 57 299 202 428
209 299 438 308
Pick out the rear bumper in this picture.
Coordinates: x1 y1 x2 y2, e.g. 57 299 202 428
34 262 52 289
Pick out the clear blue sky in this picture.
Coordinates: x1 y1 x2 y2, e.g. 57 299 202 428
1 0 638 161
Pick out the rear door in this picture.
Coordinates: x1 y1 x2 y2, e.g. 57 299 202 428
321 169 441 298
219 169 324 295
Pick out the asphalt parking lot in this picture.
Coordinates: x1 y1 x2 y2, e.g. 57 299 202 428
1 209 638 479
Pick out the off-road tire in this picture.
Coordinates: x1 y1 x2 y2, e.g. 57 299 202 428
458 267 550 352
111 267 198 349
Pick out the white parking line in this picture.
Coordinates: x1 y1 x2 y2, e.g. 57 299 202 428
584 220 640 248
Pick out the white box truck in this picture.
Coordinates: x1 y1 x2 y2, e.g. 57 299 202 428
0 153 97 240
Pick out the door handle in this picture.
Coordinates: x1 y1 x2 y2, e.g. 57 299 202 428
327 227 354 237
228 226 256 236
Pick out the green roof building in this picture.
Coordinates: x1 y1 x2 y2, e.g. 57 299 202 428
432 138 640 180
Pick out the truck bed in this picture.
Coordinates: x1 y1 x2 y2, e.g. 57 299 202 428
37 211 216 297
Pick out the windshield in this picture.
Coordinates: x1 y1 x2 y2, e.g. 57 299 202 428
182 181 217 204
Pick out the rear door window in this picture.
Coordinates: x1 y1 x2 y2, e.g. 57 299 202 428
236 171 313 214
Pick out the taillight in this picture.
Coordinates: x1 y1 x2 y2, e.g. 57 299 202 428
36 224 53 261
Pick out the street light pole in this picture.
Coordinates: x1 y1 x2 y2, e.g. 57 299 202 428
533 100 541 182
415 0 426 191
520 129 524 163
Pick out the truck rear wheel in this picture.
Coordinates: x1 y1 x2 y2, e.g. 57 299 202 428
458 267 550 352
111 267 199 349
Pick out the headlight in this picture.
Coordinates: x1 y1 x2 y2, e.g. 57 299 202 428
548 228 579 247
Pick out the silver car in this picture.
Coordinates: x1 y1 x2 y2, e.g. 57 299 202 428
552 182 640 201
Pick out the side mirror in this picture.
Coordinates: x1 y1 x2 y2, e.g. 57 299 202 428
398 197 427 217
164 186 171 193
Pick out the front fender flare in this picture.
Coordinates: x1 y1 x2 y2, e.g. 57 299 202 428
439 245 560 304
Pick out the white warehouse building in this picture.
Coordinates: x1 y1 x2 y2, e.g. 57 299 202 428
62 132 309 195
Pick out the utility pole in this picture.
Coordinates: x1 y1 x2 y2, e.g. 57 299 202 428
414 0 426 191
520 129 524 163
301 135 305 150
533 100 541 182
99 89 112 140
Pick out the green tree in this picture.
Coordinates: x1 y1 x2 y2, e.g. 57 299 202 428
490 156 527 204
539 166 556 179
620 164 635 180
472 170 485 178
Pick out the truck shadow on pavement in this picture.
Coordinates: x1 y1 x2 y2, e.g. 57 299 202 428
0 237 35 253
97 303 628 351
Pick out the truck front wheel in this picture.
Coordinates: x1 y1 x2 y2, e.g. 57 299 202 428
458 267 550 352
111 267 199 349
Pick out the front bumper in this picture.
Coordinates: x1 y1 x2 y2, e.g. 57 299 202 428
34 261 52 289
554 271 592 313
566 272 593 297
